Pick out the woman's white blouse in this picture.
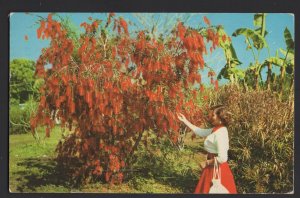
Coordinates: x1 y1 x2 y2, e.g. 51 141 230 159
194 126 229 164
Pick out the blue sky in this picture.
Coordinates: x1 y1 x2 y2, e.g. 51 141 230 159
10 13 294 84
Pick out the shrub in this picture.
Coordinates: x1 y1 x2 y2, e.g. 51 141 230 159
9 58 37 103
32 14 221 184
207 85 294 193
9 105 28 134
9 98 38 134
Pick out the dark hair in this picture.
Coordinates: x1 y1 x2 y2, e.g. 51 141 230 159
210 105 232 126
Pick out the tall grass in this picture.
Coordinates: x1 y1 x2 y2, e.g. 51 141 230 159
206 85 294 193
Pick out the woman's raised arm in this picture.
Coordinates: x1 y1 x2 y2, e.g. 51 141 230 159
177 113 212 137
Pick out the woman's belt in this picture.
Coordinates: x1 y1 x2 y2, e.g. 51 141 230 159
207 153 217 160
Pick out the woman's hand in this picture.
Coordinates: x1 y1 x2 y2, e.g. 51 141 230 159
177 113 199 133
199 161 207 169
177 113 187 122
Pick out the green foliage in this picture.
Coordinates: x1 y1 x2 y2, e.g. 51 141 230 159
253 13 268 48
9 97 38 134
263 56 286 67
232 28 268 50
216 26 243 82
207 85 294 193
231 13 270 90
279 48 294 66
284 27 295 52
228 15 294 96
9 105 30 134
10 58 40 103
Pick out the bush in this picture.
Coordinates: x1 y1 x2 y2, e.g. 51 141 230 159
207 85 294 193
9 98 38 134
35 14 219 185
9 58 37 103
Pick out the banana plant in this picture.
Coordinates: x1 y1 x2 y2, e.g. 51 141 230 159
196 25 244 86
216 26 244 84
262 56 287 90
280 28 294 97
232 13 270 90
261 28 294 95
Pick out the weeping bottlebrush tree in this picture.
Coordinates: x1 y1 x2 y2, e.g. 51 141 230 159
30 13 221 184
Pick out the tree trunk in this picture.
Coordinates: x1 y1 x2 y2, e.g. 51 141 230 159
279 49 289 99
289 76 294 109
266 63 272 91
289 77 294 95
254 73 259 90
126 130 145 165
279 66 286 99
242 79 248 92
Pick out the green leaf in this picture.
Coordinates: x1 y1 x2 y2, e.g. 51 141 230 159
254 13 267 43
229 45 240 61
248 62 257 71
229 67 245 79
264 57 287 68
217 67 227 80
217 59 243 81
217 26 231 47
253 13 265 27
284 27 294 51
215 26 242 81
255 28 268 37
279 48 294 61
232 28 268 50
286 64 294 75
10 59 37 103
230 58 242 66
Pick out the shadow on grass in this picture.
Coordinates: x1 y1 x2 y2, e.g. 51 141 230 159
13 148 205 193
127 151 205 193
133 166 200 193
14 157 72 192
165 170 200 193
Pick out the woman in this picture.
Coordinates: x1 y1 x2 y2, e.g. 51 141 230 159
177 105 237 194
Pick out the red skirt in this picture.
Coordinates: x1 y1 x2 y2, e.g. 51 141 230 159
194 162 237 194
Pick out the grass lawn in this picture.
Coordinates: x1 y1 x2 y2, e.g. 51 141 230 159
9 127 206 193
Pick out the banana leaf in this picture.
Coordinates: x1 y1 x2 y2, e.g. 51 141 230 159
229 67 245 79
217 60 243 80
253 13 265 27
284 27 295 52
263 57 287 68
232 28 268 50
231 58 242 66
279 48 294 65
216 27 241 65
253 13 267 36
217 26 231 47
217 30 242 81
247 62 257 71
255 28 268 37
217 67 228 80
